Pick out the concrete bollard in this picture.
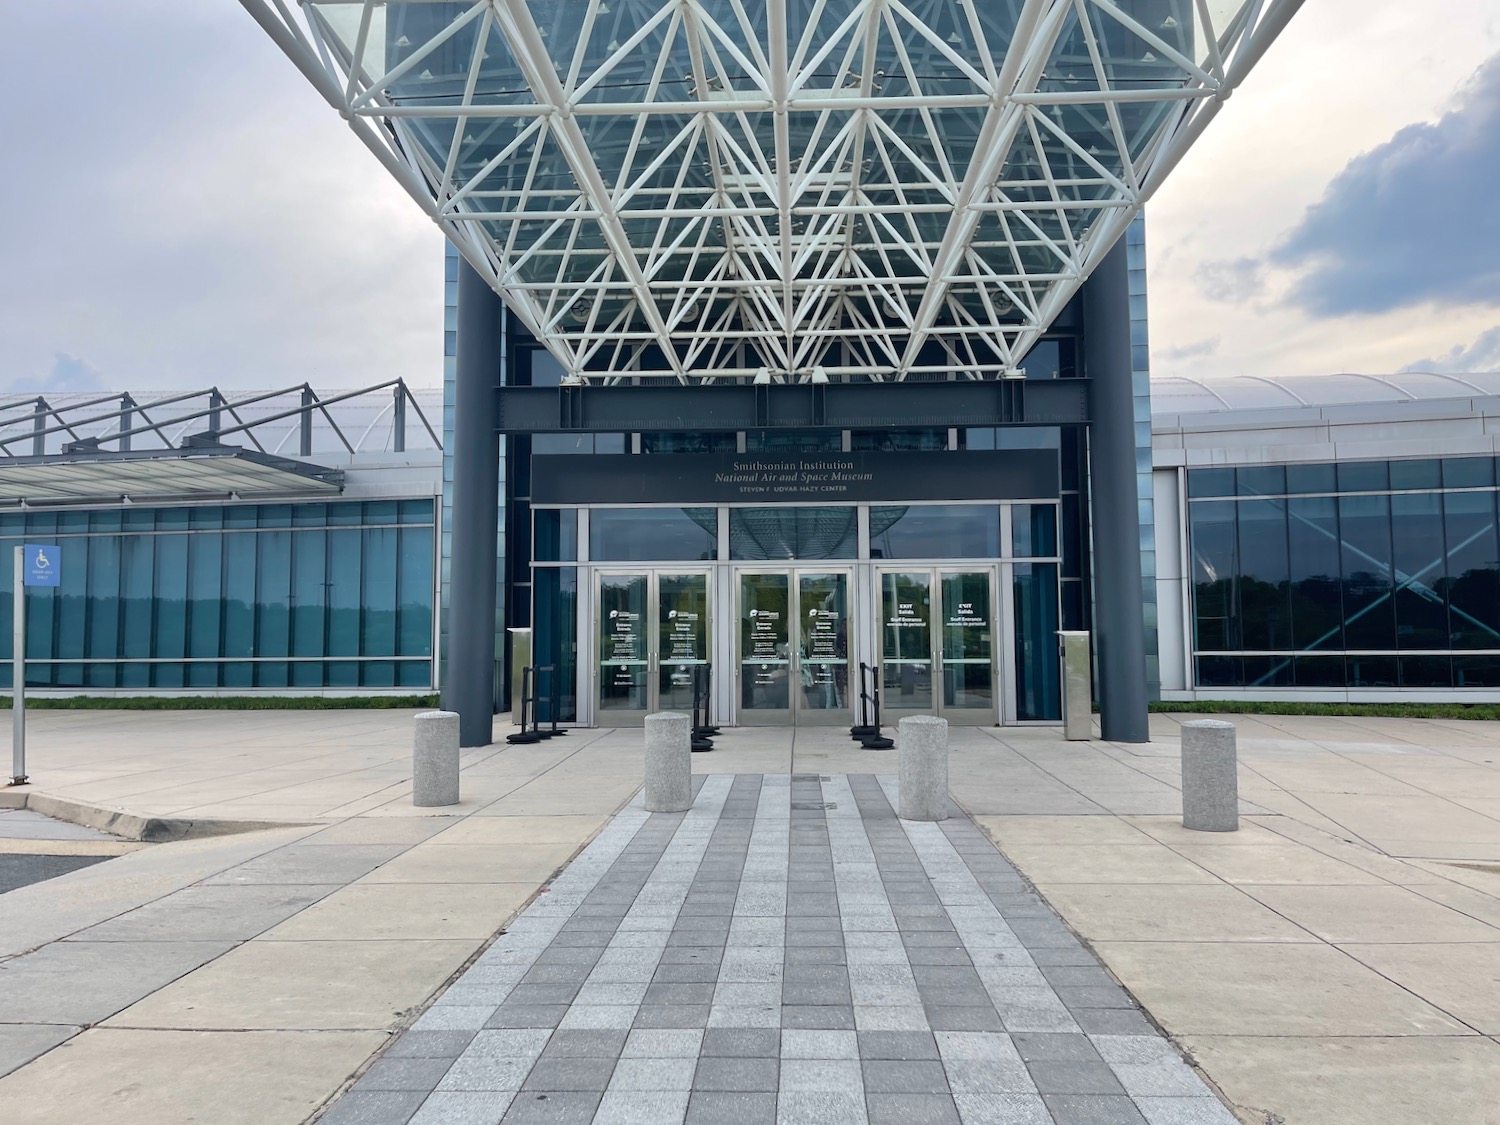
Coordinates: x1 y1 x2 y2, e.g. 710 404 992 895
898 715 950 822
644 711 692 813
413 710 461 807
1181 719 1238 832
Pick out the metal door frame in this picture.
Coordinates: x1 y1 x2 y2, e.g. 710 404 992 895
873 564 1002 726
592 568 712 727
733 566 856 726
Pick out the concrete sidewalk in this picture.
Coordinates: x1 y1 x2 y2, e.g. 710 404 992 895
0 710 1497 1124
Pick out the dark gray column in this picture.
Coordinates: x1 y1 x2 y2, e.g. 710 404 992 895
1082 240 1150 743
442 258 504 747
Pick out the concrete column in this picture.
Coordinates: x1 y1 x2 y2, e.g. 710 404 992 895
1082 240 1150 743
442 258 504 747
1181 719 1239 832
897 715 949 822
413 710 461 807
644 712 692 813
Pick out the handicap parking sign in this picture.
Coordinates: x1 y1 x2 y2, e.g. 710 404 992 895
23 545 59 587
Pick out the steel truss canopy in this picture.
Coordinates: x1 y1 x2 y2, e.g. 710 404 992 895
245 0 1301 383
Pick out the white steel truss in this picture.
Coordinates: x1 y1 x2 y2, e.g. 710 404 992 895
243 0 1303 383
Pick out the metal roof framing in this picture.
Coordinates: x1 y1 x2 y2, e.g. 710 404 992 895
242 0 1303 384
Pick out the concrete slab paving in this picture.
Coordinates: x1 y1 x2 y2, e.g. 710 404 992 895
318 773 1232 1125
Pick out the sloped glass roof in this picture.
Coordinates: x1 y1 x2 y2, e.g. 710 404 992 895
245 0 1303 383
1152 371 1500 416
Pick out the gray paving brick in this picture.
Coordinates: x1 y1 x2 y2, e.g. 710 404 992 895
437 1054 538 1092
684 1091 776 1125
778 1058 862 1093
1133 1097 1240 1125
355 1057 455 1092
521 1056 617 1091
486 1005 569 1029
633 1004 711 1029
593 1089 689 1124
465 1029 552 1057
861 1059 950 1094
317 1090 427 1125
1041 1093 1149 1125
781 1029 858 1058
501 1090 603 1123
774 1090 868 1125
539 1029 628 1058
1012 1034 1102 1063
407 1091 514 1125
950 1091 1052 1125
924 1004 1004 1032
858 1030 938 1060
698 1027 778 1056
692 1055 779 1091
1056 985 1136 1010
386 1030 477 1059
865 1093 960 1125
1025 1061 1126 1095
643 982 716 1005
1109 1061 1210 1098
608 1056 697 1090
782 1004 857 1029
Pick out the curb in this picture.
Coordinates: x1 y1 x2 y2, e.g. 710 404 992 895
0 789 312 842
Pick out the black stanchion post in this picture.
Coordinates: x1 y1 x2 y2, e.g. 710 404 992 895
859 665 894 750
506 667 544 745
851 661 876 739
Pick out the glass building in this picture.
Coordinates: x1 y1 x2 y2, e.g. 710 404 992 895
1153 373 1500 700
0 385 444 695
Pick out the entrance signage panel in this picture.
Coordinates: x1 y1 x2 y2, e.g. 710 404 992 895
533 450 1058 505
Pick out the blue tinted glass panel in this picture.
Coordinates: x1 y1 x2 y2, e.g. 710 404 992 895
1443 457 1495 488
1190 501 1238 651
1187 468 1234 498
1287 497 1342 650
869 505 997 559
534 509 578 562
1237 466 1285 497
732 508 858 560
1013 563 1060 720
1444 491 1500 649
591 508 717 561
1338 494 1395 650
1285 462 1337 495
120 535 154 661
1238 500 1290 650
1391 493 1448 649
533 567 578 722
1338 461 1389 492
1389 459 1441 491
1012 505 1057 558
361 528 398 656
397 527 434 659
326 530 362 656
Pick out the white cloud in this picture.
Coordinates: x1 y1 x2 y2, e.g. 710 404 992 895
1147 0 1500 380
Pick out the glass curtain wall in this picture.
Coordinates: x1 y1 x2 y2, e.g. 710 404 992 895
0 500 436 689
1188 458 1500 688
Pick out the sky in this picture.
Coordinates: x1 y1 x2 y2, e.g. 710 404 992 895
3 1 1499 397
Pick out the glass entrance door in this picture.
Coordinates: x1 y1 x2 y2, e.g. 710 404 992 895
596 571 710 725
738 570 852 725
879 568 997 725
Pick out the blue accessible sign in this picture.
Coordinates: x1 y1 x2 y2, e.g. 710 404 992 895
23 545 59 588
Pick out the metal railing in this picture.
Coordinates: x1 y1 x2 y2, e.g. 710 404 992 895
0 381 441 459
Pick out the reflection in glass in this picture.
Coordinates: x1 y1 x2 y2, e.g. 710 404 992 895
870 505 999 559
881 572 932 710
730 508 857 560
598 574 647 712
590 508 717 561
659 574 709 711
941 572 992 710
798 573 848 712
1011 505 1058 558
740 573 790 711
534 567 578 722
533 509 577 561
1013 564 1060 720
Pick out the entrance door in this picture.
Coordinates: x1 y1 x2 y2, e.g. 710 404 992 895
878 568 997 725
737 570 852 725
596 571 710 725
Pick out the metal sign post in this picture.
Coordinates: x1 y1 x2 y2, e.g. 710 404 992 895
12 544 60 786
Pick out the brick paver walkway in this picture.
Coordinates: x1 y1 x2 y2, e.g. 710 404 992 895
322 775 1233 1125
